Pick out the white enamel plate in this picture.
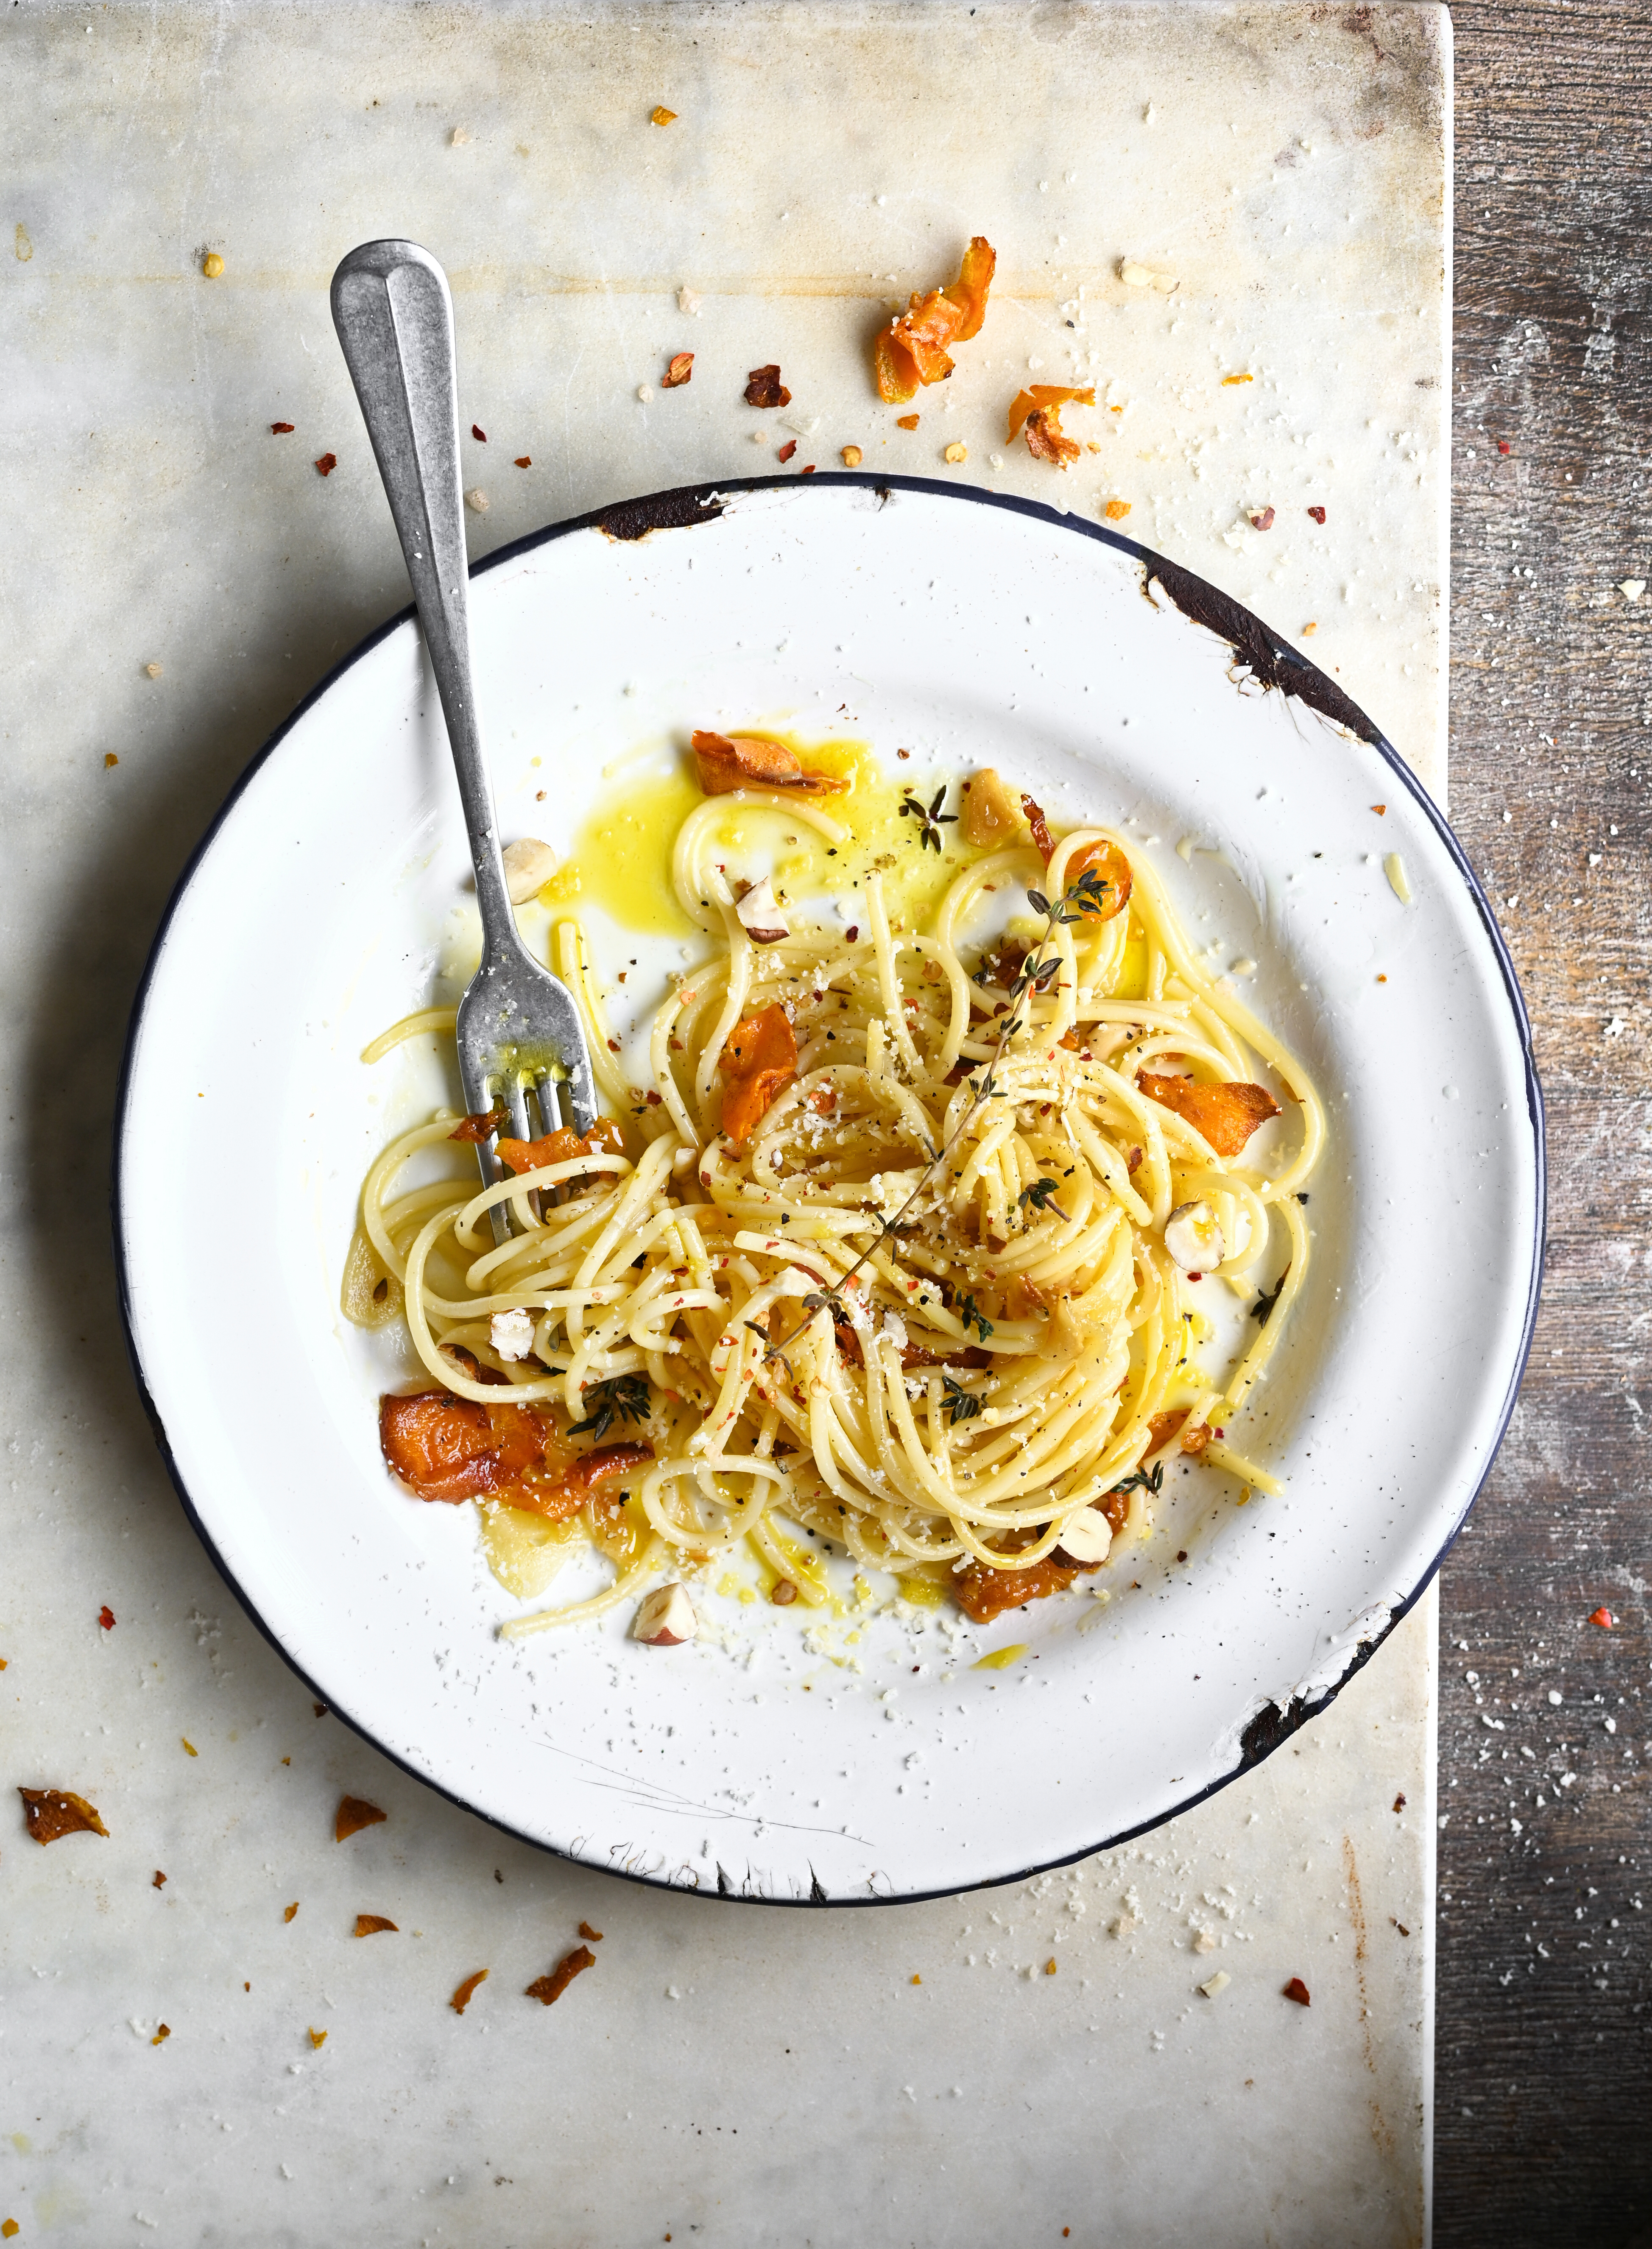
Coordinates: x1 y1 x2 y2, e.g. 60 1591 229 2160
116 478 1541 1903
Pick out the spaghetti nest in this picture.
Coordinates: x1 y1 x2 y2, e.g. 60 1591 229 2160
356 797 1325 1638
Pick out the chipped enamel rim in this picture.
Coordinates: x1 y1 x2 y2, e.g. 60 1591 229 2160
114 476 1543 1905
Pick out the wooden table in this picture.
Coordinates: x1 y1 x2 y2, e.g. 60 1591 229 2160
1438 5 1651 2240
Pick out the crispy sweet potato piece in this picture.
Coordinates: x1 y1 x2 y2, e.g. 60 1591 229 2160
1006 385 1096 443
335 1796 387 1842
504 1441 654 1524
943 235 996 341
954 1548 1100 1624
379 1391 564 1503
19 1787 108 1845
690 728 847 797
1024 406 1082 466
896 288 967 384
354 1914 398 1937
1147 1407 1212 1457
449 1105 509 1143
874 326 920 404
1066 838 1133 919
494 1117 625 1176
720 1002 798 1145
877 237 996 399
450 1968 490 2014
1138 1074 1281 1157
526 1944 595 2005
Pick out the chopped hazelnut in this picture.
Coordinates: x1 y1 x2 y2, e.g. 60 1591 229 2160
733 875 789 945
633 1583 697 1646
1164 1200 1224 1272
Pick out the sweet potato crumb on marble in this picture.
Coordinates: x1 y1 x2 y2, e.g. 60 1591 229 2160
151 2023 171 2045
354 1914 398 1937
284 1903 299 1922
20 1787 109 1844
841 444 863 467
336 1795 388 1842
650 104 677 125
308 2027 327 2049
451 1969 490 2014
578 1921 604 1942
525 1944 596 2005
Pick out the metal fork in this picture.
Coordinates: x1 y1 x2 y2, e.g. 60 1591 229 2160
331 239 597 1243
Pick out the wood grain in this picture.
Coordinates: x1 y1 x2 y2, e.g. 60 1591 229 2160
1439 5 1651 2242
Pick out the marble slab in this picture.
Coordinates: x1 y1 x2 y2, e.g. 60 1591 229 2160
0 3 1449 2241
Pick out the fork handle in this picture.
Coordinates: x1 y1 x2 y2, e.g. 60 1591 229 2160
330 240 516 950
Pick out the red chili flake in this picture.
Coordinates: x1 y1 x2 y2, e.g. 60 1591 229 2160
845 925 859 943
607 1038 621 1053
1306 505 1326 524
335 1795 388 1842
315 453 338 477
1249 505 1275 530
514 455 532 468
450 1967 490 2014
153 1869 167 1889
777 439 797 463
744 365 791 409
1498 439 1510 455
271 421 295 434
1186 1271 1203 1284
354 1913 398 1937
1283 1976 1311 2006
525 1944 596 2005
661 352 694 389
472 424 488 441
1589 1606 1616 1628
801 463 816 474
896 412 919 431
1393 1792 1407 1811
645 1090 662 1105
1020 793 1055 863
1372 804 1387 815
98 1606 115 1631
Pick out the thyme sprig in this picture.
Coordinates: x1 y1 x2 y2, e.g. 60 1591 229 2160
755 853 1113 1379
567 1372 652 1440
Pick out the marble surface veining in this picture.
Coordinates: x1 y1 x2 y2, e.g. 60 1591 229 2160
1 5 1448 2242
